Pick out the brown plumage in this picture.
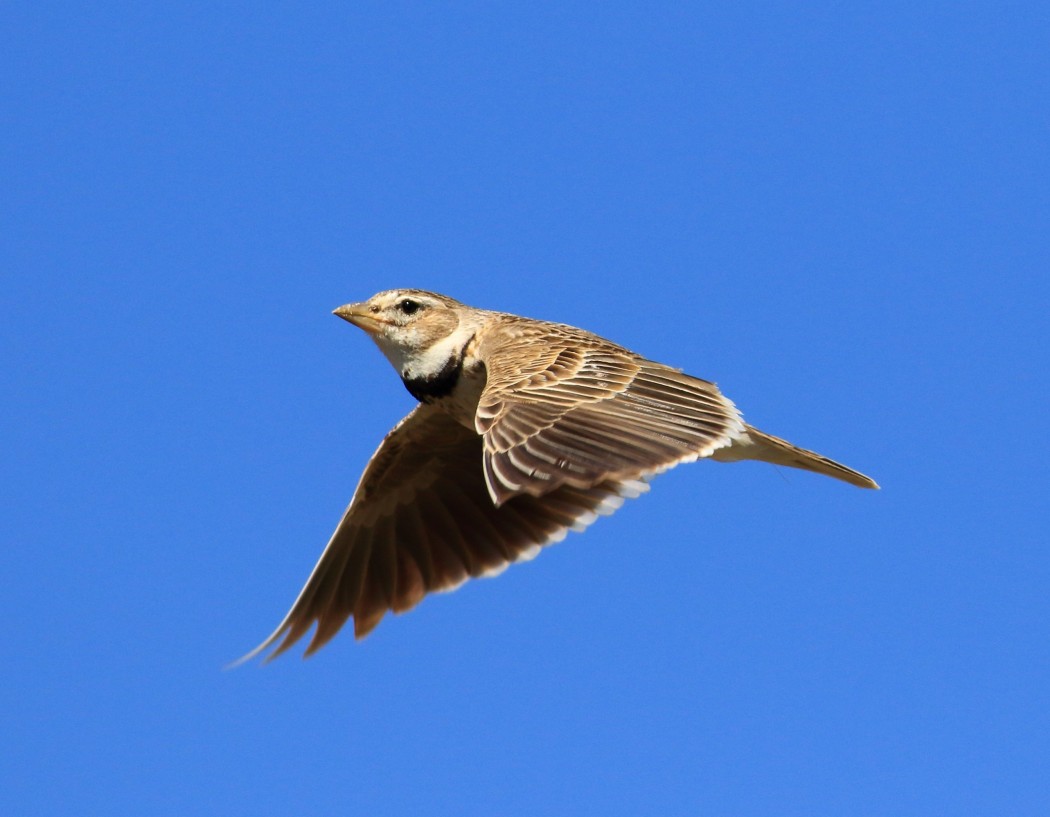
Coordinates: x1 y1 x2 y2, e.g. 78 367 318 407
235 289 877 662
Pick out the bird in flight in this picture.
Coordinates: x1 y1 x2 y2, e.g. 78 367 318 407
238 289 877 662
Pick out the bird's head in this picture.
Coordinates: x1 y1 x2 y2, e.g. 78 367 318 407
334 289 480 380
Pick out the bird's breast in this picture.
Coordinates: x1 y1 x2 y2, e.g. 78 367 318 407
401 354 462 402
407 357 486 432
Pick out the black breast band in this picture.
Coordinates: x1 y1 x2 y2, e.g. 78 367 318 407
401 355 463 402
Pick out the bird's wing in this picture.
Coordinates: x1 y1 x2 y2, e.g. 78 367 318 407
235 403 650 661
475 319 746 505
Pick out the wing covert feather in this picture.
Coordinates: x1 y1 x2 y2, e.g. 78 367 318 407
475 320 745 504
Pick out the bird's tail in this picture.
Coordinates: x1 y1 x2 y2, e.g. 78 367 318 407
711 425 879 489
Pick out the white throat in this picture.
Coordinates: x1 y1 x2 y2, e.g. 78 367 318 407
375 322 476 380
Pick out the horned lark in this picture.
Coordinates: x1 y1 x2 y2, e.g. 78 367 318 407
239 289 877 662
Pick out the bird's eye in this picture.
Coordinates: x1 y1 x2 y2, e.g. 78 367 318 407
398 299 421 315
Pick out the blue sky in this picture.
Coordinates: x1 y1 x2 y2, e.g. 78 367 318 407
3 2 1048 814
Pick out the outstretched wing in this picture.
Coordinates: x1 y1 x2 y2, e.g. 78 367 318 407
236 403 650 661
475 319 746 505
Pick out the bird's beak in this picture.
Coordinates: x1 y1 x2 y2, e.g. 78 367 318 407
333 302 380 332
